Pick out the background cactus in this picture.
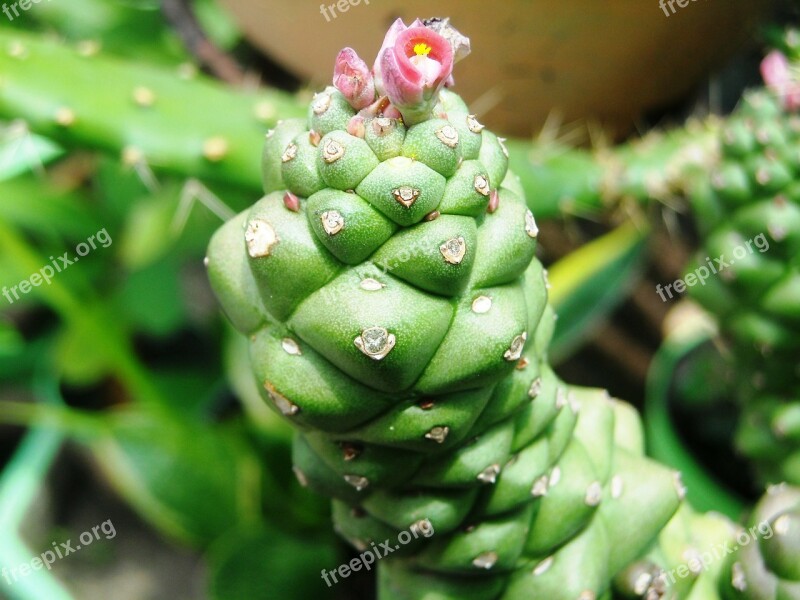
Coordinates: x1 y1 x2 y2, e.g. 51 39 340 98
0 29 302 191
686 83 800 486
614 484 800 600
206 19 692 599
719 483 800 598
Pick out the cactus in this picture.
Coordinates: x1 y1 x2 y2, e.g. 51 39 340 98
615 483 800 600
719 483 800 599
0 29 303 191
614 503 736 600
686 53 800 486
206 19 689 599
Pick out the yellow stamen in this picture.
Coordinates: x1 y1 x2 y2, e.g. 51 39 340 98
413 42 432 56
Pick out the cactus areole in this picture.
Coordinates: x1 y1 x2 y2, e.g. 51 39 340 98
208 19 683 599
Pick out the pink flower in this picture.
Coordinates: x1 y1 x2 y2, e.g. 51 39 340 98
376 22 454 124
761 51 800 111
372 18 422 96
333 47 375 110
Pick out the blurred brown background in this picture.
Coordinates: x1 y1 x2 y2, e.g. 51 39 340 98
222 0 770 137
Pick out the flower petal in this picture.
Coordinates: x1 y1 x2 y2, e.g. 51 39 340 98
373 18 409 95
761 51 792 91
761 51 800 111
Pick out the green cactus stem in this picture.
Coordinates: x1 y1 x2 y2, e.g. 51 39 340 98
206 26 689 597
505 118 721 220
0 29 303 191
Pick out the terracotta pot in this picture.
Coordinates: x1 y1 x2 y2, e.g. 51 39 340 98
222 0 770 137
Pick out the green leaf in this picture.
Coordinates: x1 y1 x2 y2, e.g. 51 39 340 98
548 222 647 363
0 315 37 384
0 130 63 181
0 175 103 241
149 366 223 419
644 314 745 519
0 317 23 358
91 409 261 547
94 157 158 224
0 371 73 600
54 312 117 385
207 523 339 600
113 257 186 336
118 188 181 269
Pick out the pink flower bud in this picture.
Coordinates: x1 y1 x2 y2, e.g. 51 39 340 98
761 51 800 112
283 191 300 212
333 47 375 110
378 26 454 124
346 115 366 138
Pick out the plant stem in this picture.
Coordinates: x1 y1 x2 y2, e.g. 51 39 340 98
0 400 104 438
